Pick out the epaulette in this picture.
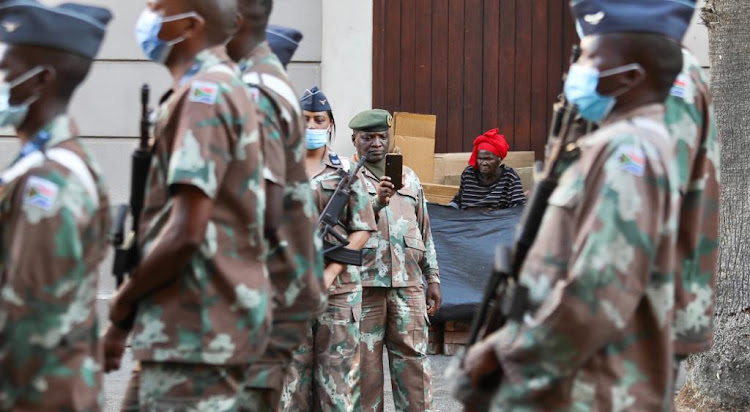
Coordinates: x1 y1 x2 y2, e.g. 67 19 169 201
329 153 341 166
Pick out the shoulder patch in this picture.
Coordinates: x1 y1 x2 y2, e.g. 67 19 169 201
617 146 646 177
248 86 261 103
329 153 341 166
670 74 688 99
23 176 59 210
189 80 219 105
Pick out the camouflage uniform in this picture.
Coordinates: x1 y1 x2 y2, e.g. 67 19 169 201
359 165 439 412
282 151 377 412
239 41 327 408
667 49 720 356
0 116 110 411
488 104 681 411
124 47 271 411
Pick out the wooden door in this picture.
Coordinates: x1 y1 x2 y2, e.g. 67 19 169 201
373 0 579 158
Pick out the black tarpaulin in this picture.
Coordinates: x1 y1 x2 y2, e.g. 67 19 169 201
426 204 524 324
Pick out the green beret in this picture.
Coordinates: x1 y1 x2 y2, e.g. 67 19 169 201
349 109 393 132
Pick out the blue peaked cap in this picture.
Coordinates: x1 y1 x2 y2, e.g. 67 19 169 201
266 24 302 68
572 0 697 42
300 86 332 112
0 0 111 59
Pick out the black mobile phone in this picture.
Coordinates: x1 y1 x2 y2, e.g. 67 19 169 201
385 154 403 191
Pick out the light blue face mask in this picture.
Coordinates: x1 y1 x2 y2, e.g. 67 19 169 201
306 128 329 150
564 63 644 123
0 66 44 129
135 9 198 64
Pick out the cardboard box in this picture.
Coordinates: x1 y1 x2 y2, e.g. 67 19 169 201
391 112 437 184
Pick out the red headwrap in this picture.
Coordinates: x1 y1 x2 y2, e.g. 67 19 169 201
469 129 510 167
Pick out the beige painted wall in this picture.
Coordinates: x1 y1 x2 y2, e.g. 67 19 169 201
685 0 710 69
0 0 324 204
320 0 373 157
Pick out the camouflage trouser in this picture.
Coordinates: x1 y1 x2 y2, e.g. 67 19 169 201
242 320 310 410
120 361 270 412
1 349 103 411
360 286 432 412
282 291 362 412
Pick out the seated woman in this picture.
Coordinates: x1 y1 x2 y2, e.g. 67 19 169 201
449 129 526 209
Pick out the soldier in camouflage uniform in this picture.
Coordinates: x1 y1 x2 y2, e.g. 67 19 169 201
667 48 720 362
0 2 112 410
353 109 442 412
226 1 327 409
282 90 377 412
462 1 696 411
102 1 273 410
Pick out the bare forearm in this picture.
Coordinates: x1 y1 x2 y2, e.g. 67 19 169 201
324 230 371 286
346 230 370 251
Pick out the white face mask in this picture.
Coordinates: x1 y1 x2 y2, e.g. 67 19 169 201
0 66 44 129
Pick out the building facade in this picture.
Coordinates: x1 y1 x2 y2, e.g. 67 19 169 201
0 0 708 310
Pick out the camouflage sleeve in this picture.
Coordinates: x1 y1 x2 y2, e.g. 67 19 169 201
416 183 440 284
371 196 387 216
1 170 100 392
667 51 720 353
491 141 670 388
346 174 377 233
167 77 243 198
254 88 286 186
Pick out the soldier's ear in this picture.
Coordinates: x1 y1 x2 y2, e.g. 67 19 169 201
38 66 56 85
232 12 243 36
182 13 205 41
29 65 56 97
619 65 646 91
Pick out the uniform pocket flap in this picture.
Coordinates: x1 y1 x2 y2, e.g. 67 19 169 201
397 187 418 200
320 179 339 191
404 236 426 251
351 305 362 322
547 174 581 209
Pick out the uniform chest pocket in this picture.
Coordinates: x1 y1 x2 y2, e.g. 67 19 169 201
320 179 340 192
404 236 426 252
403 235 426 275
547 175 582 210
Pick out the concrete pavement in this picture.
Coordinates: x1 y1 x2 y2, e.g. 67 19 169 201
104 351 684 411
104 351 463 411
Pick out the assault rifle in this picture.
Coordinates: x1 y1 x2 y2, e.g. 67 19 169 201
111 84 152 328
318 156 368 266
448 45 585 412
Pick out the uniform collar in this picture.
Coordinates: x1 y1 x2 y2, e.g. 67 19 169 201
16 115 76 162
602 103 666 127
176 45 237 88
238 41 275 74
359 160 379 181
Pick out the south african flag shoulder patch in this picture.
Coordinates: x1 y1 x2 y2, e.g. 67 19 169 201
617 146 646 177
189 81 219 105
